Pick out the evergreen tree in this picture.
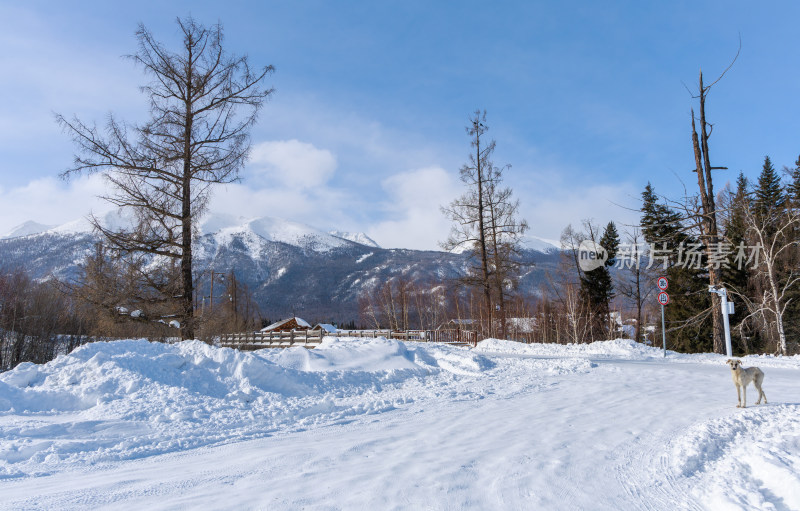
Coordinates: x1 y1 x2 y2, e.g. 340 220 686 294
600 221 621 271
754 156 785 229
720 173 760 353
641 183 684 251
722 173 750 293
640 184 712 353
786 155 800 208
579 221 620 339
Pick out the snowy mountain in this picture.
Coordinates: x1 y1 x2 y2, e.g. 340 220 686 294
447 234 560 255
198 214 356 253
328 230 381 248
1 221 55 239
522 235 561 253
0 214 560 321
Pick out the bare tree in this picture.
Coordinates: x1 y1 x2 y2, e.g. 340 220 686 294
483 169 529 339
442 111 495 336
741 203 800 355
687 48 739 353
442 110 527 339
57 17 274 340
615 228 655 343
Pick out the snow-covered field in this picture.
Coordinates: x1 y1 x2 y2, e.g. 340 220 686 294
0 337 798 510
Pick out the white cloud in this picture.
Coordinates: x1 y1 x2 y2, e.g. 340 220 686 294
517 176 641 243
367 166 461 250
247 140 337 189
0 137 642 253
0 174 112 236
206 181 352 231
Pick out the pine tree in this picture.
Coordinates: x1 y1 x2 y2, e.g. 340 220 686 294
722 173 750 293
641 183 684 253
579 221 620 339
600 221 620 271
640 184 712 353
754 156 785 227
720 173 760 353
786 155 800 208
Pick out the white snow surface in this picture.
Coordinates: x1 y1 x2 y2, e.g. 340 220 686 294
0 337 798 510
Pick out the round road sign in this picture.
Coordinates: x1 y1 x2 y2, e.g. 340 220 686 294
657 276 669 290
657 291 670 305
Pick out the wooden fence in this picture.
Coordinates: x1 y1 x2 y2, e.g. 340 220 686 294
218 329 478 351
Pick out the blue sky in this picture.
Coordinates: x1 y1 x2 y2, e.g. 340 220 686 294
2 1 800 249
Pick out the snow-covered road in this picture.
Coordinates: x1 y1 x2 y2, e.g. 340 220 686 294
1 338 798 510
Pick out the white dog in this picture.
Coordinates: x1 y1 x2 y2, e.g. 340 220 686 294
726 359 767 408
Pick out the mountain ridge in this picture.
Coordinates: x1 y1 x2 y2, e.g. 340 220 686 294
0 214 561 321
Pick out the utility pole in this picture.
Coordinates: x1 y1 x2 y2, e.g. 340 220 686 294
709 285 734 357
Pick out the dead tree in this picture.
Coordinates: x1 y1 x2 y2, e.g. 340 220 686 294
688 51 738 353
57 17 273 340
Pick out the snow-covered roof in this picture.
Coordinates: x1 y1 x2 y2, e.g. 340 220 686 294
311 323 338 333
260 317 312 332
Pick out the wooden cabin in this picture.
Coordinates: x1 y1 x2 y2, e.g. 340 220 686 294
311 323 338 334
260 317 312 332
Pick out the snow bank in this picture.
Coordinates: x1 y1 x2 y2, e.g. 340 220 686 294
475 338 669 359
670 404 800 509
475 338 800 369
2 337 554 478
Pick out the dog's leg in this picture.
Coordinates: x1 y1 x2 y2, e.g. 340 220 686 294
755 375 767 405
736 384 742 408
742 384 747 408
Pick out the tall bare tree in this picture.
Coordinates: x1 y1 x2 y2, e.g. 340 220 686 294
442 111 494 335
687 48 739 353
442 110 527 339
57 17 274 340
483 156 529 338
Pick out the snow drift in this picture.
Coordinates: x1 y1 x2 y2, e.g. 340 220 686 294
0 337 527 478
1 336 798 510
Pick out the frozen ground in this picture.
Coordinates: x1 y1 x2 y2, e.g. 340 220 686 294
0 337 798 510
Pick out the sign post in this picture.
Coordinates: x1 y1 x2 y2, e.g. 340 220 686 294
657 277 669 358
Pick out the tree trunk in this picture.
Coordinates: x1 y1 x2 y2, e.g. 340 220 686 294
181 50 195 341
691 71 724 353
474 126 493 338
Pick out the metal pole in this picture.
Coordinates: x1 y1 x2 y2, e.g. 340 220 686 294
720 288 733 358
661 303 667 357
